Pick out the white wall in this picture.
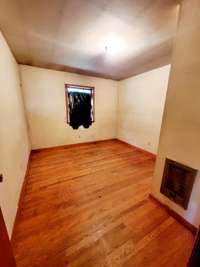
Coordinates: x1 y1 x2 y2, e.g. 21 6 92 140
152 0 200 227
0 32 30 237
20 64 170 152
20 65 118 149
117 65 170 154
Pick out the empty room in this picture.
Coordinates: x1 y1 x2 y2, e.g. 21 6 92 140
1 0 200 266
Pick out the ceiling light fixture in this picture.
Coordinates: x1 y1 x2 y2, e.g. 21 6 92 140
102 35 125 55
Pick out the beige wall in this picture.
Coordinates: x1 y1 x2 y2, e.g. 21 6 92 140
20 65 118 149
117 65 170 154
152 0 200 227
0 32 30 237
21 64 169 152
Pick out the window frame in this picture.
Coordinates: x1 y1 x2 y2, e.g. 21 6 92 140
65 83 95 125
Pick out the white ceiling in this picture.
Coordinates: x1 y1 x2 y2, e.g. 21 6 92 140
0 0 179 80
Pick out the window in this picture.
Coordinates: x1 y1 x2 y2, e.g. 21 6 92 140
65 84 95 129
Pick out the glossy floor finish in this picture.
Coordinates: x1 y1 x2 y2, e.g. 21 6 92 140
12 140 194 267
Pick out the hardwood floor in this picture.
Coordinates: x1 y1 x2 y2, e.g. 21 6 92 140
12 140 194 267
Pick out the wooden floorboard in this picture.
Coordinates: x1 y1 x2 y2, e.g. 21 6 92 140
12 140 194 267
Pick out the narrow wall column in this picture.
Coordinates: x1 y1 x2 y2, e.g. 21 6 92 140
151 0 200 227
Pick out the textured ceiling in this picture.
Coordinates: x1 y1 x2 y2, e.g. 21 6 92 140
0 0 179 80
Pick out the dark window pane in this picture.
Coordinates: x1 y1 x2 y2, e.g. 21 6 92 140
65 85 94 129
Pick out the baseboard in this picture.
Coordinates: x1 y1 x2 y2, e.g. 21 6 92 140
11 152 31 244
149 194 197 235
116 139 156 160
32 138 118 152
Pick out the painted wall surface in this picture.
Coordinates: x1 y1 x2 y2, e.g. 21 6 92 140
20 65 118 149
0 32 30 236
117 65 170 154
152 0 200 227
